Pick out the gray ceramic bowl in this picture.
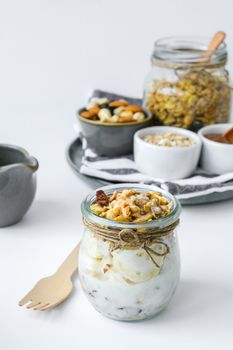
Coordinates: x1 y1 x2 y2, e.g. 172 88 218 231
77 108 153 156
0 144 38 227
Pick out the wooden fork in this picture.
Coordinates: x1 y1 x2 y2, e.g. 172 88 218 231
19 243 80 311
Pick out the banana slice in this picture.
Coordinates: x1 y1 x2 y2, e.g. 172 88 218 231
111 243 165 284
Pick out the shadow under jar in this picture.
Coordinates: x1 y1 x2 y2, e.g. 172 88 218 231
143 36 231 131
79 184 181 321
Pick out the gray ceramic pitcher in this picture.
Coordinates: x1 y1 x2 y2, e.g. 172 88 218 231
0 144 39 227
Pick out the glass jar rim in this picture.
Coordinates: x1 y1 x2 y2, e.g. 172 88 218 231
152 36 227 66
81 183 181 229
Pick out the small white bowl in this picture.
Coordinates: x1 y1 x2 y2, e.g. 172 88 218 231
134 126 202 180
198 124 233 174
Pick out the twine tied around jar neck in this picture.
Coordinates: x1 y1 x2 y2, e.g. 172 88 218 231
83 217 180 268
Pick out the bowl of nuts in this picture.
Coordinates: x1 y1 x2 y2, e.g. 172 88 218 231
134 126 202 180
77 97 152 156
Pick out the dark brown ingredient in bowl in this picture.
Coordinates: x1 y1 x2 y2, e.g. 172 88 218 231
205 133 233 144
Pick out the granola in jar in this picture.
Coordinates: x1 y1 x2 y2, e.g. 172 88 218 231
144 37 231 130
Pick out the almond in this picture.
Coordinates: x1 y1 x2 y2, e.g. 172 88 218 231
80 111 93 119
109 99 128 107
80 108 100 119
88 107 100 115
124 105 144 112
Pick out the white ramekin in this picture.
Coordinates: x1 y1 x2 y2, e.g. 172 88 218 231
198 123 233 174
134 126 202 180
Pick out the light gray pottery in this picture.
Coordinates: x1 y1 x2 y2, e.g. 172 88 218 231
0 144 39 227
77 108 153 157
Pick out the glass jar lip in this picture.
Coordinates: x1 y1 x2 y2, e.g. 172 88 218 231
152 36 227 66
81 183 181 229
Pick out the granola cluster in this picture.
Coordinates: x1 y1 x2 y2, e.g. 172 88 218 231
143 133 194 147
90 189 173 223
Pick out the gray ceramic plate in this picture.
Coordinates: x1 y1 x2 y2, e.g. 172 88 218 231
66 137 233 205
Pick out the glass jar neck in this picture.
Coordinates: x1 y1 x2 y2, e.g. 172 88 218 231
81 183 181 230
152 36 227 69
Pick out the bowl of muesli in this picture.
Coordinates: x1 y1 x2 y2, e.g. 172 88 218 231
77 97 152 156
134 126 202 180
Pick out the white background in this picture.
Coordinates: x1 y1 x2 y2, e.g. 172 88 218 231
0 0 233 349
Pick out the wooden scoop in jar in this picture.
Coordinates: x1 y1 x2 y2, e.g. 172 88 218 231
202 31 233 92
203 31 226 61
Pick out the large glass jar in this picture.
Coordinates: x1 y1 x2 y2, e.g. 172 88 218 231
79 184 181 321
143 36 231 131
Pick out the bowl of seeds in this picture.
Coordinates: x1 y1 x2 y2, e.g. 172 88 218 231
134 126 202 180
77 97 152 156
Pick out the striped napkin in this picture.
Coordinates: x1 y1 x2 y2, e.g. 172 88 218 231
79 134 233 200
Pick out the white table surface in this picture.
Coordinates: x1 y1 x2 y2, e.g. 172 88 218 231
1 1 233 349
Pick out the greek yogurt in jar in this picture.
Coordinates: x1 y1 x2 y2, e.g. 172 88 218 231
79 184 181 321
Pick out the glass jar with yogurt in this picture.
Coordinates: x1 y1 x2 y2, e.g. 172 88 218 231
79 184 181 321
